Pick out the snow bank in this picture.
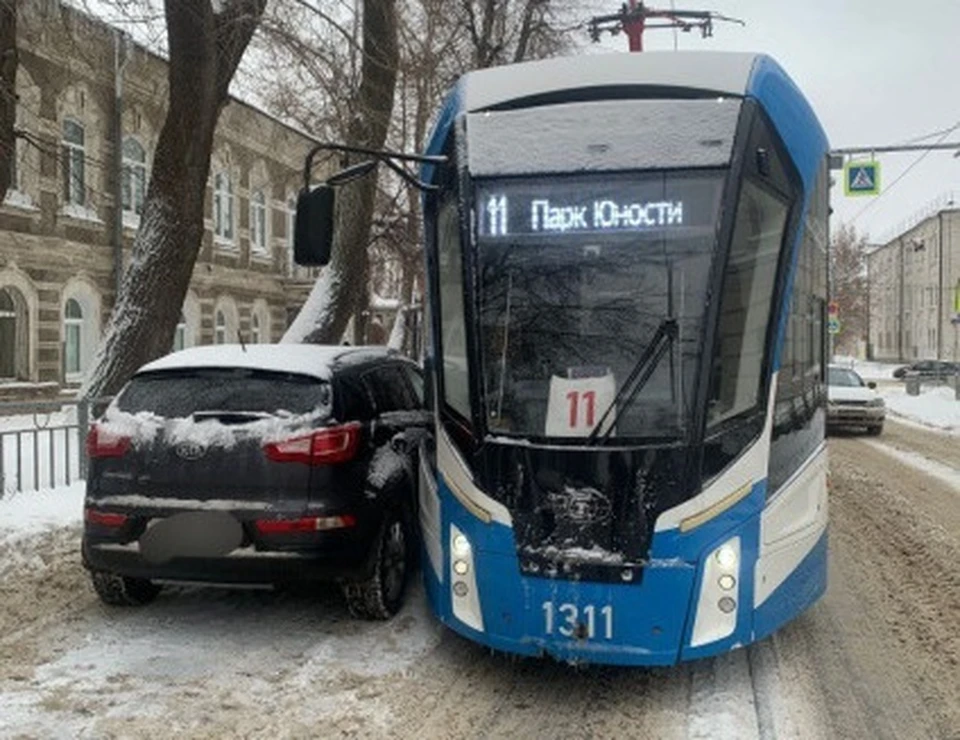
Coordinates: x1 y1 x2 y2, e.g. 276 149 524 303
880 385 960 433
862 440 960 489
0 481 85 544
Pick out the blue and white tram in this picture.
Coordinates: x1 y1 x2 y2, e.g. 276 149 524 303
415 52 830 665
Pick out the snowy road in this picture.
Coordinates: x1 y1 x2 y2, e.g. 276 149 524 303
1 419 958 739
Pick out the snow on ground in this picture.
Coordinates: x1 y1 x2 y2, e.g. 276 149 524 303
880 384 960 433
0 481 85 546
0 579 445 737
861 440 960 490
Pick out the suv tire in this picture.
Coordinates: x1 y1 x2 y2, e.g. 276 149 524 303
867 424 883 436
343 510 411 620
90 571 161 606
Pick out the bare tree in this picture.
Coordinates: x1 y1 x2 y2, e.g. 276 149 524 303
81 0 267 398
460 0 574 68
831 222 869 355
282 0 399 344
271 0 581 346
0 0 17 204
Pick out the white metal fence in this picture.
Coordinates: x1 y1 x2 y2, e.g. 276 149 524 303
0 398 109 496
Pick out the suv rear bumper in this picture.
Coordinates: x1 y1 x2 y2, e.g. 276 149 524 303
82 533 377 585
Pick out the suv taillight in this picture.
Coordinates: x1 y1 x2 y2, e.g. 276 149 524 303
86 424 132 459
263 422 361 466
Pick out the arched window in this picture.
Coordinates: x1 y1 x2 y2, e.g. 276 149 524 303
62 119 85 205
173 313 186 351
64 298 83 376
250 189 268 254
251 313 261 344
0 288 18 379
214 171 234 241
122 137 147 216
215 310 226 344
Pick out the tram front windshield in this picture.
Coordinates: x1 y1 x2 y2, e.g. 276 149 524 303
476 171 724 440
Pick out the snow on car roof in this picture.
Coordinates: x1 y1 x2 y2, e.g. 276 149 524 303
136 344 391 380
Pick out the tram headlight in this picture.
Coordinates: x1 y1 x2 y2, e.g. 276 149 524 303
717 596 737 614
453 533 470 557
715 543 738 569
449 524 484 632
691 536 741 648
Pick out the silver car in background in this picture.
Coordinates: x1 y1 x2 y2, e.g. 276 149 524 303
827 365 885 435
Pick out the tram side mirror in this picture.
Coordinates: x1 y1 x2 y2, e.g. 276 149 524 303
867 381 877 390
294 186 335 266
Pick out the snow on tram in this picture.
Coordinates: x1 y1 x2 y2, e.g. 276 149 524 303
297 51 831 666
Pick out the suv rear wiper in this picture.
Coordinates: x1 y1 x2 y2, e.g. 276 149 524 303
192 410 273 425
586 318 678 445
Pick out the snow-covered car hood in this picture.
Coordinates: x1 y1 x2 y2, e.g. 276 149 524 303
828 385 880 403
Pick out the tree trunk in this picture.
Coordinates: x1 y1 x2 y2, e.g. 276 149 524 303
283 0 399 345
81 0 266 399
0 0 17 203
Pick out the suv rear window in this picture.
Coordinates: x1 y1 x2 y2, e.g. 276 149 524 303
117 369 332 419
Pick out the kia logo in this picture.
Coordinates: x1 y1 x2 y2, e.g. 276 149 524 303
549 487 612 525
175 441 207 461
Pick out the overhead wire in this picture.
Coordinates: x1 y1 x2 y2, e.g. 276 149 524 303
850 118 960 225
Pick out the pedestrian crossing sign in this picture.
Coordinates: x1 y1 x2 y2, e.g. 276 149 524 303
843 160 881 196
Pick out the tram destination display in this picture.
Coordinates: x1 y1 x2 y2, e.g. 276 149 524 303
476 173 721 240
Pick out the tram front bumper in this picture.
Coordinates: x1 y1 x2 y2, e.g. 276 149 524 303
437 549 699 665
425 477 828 666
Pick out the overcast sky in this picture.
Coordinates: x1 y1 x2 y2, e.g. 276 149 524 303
592 0 960 243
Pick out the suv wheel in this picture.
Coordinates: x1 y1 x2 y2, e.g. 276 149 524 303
343 511 410 620
90 571 161 606
867 424 883 436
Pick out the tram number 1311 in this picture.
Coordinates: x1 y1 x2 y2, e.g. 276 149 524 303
542 601 613 640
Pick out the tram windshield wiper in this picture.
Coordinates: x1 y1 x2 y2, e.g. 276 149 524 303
586 318 679 445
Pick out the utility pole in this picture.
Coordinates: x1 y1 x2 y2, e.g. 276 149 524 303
589 1 744 52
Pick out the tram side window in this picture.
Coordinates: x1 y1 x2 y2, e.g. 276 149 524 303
437 199 472 418
707 180 789 426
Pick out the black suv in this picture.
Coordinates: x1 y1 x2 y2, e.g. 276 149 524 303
892 360 960 381
82 344 429 619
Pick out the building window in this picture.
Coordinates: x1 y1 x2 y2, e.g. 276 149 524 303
173 313 186 351
215 310 226 344
0 287 26 380
250 189 268 254
122 137 147 217
64 298 83 377
214 171 234 241
62 119 85 206
251 313 261 344
287 196 296 274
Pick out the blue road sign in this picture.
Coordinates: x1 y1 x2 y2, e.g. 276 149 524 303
844 160 880 196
